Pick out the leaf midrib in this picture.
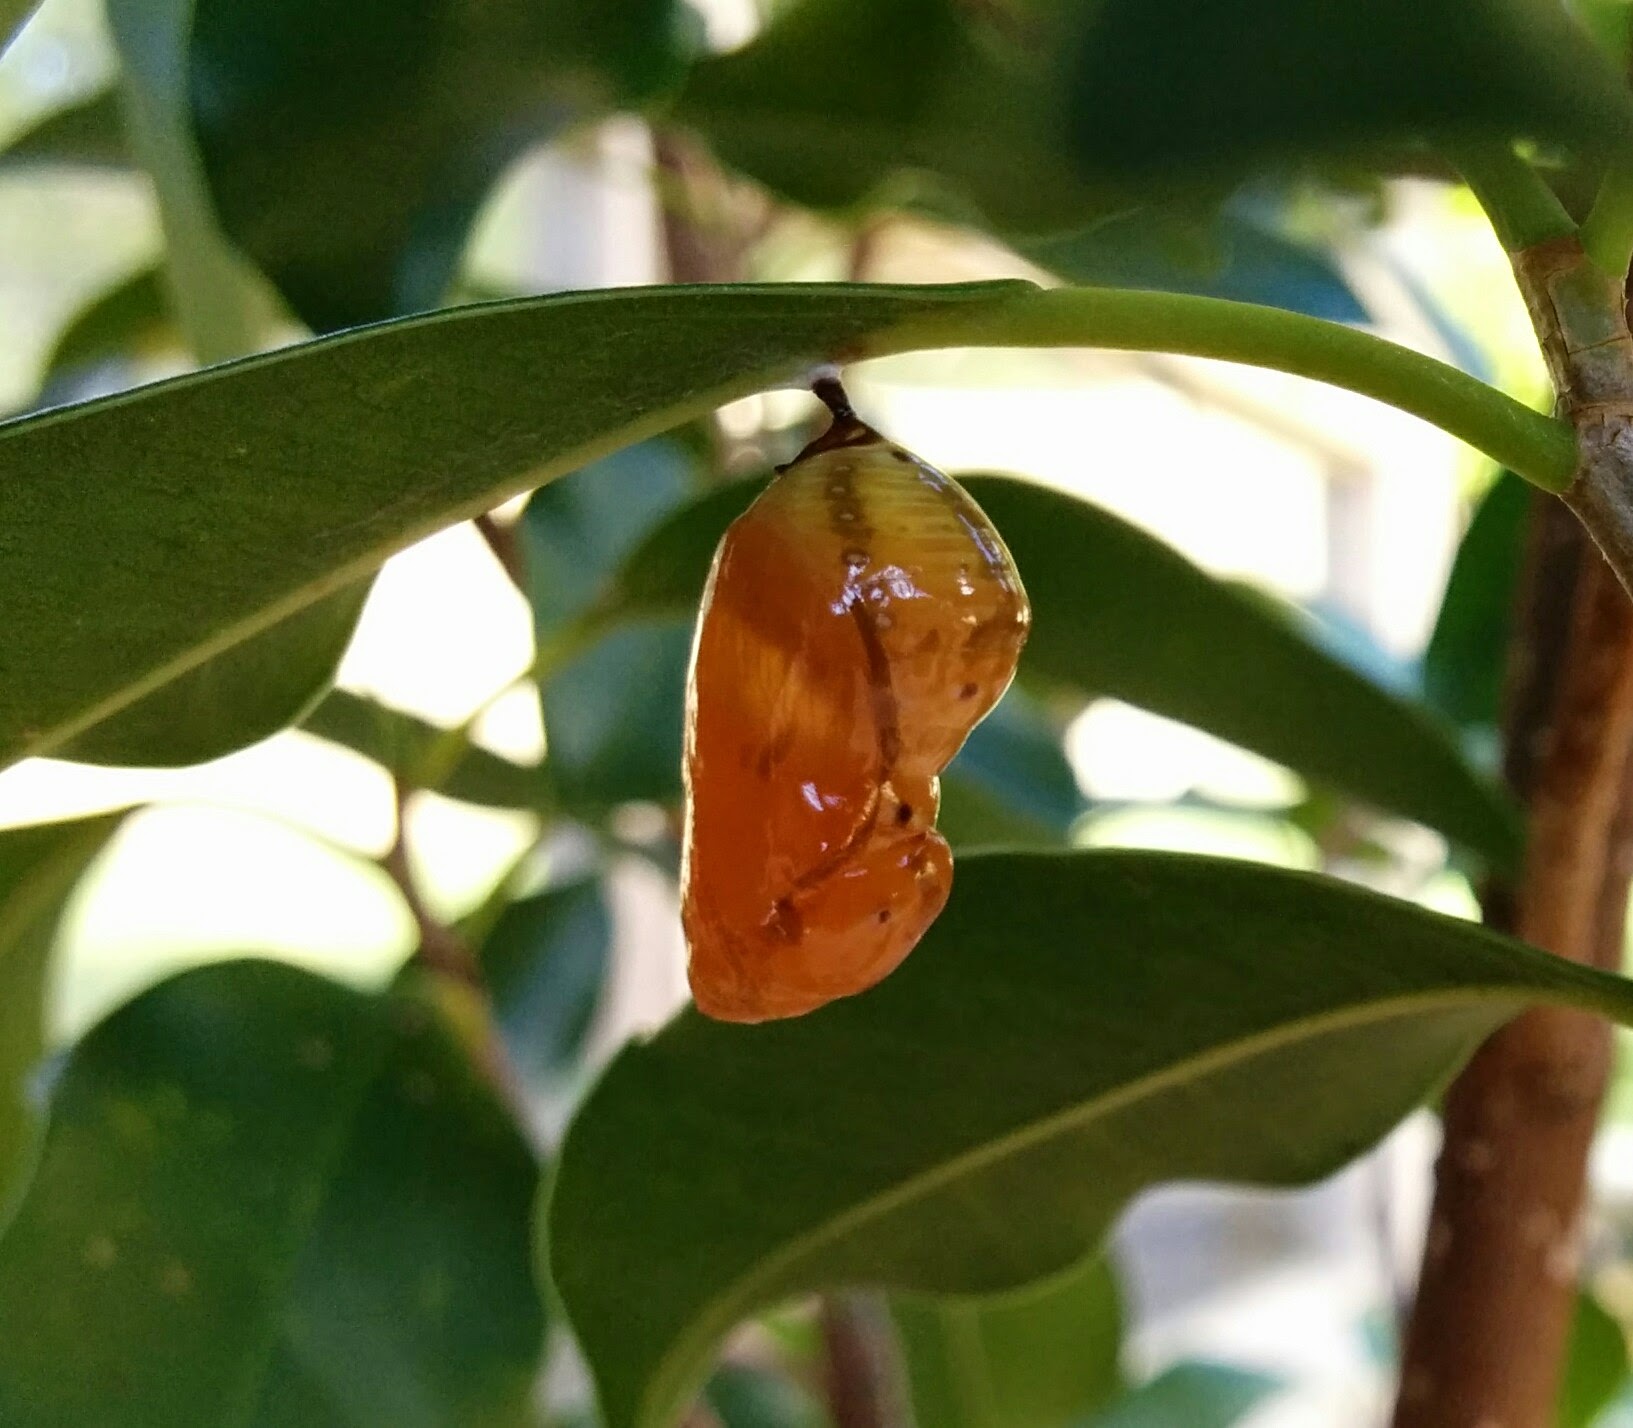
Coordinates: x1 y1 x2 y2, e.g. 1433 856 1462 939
630 979 1597 1426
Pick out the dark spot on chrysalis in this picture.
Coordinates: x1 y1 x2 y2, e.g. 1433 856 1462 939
890 450 912 463
958 682 979 700
877 908 892 924
896 803 913 825
767 897 802 944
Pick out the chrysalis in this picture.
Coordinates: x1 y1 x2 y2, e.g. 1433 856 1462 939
680 376 1030 1022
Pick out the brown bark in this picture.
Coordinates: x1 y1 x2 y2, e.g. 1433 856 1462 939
1393 499 1633 1426
819 1296 907 1428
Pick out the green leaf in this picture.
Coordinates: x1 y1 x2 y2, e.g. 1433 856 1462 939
1085 1362 1279 1428
36 265 174 402
938 688 1085 849
705 1362 825 1428
1020 202 1366 324
0 813 124 1224
1065 0 1633 183
106 0 276 363
0 961 544 1426
189 0 694 329
525 440 696 811
301 687 550 812
524 440 695 640
1560 1293 1630 1428
480 877 611 1085
548 849 1633 1428
579 472 1515 861
0 87 129 169
673 0 1104 233
894 1255 1123 1428
0 0 37 55
0 280 1025 772
59 582 369 768
1422 471 1530 740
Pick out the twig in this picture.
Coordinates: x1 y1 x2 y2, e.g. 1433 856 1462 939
474 511 527 593
818 1295 907 1428
1393 499 1633 1427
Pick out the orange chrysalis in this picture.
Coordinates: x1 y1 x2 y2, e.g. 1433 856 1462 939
680 376 1030 1022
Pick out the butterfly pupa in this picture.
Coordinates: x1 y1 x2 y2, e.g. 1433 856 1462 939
680 376 1030 1022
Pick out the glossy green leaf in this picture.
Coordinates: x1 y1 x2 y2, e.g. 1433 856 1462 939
106 0 274 362
1065 0 1633 183
0 813 123 1224
0 87 129 169
1422 471 1530 739
189 0 693 329
0 280 1024 773
0 961 544 1426
1086 1363 1279 1428
894 1255 1123 1428
579 472 1515 861
59 582 369 768
480 877 611 1085
1560 1293 1630 1428
548 849 1633 1428
674 0 1104 233
301 687 550 812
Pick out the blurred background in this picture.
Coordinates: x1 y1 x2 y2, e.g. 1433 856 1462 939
0 0 1617 1424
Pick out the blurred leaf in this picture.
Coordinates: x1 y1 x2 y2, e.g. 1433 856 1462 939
525 440 695 640
549 849 1633 1428
35 265 174 407
1560 1292 1631 1428
674 0 1104 233
301 687 551 812
546 618 694 811
1065 0 1633 183
189 0 695 329
1022 202 1367 323
0 0 36 55
1084 1362 1279 1428
106 0 275 362
939 687 1084 848
525 441 696 810
0 279 1026 770
1575 0 1633 65
0 87 129 169
1423 471 1530 738
480 877 611 1085
705 1362 825 1428
583 472 1516 863
0 813 123 1225
894 1255 1123 1428
59 582 369 768
0 961 544 1426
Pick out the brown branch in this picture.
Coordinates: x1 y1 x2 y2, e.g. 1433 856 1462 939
474 511 526 594
818 1295 907 1428
1393 499 1633 1427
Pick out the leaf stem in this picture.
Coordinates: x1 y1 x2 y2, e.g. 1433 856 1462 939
877 286 1578 492
1581 160 1633 279
1450 143 1576 254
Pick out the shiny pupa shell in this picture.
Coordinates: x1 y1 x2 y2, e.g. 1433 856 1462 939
680 406 1030 1022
